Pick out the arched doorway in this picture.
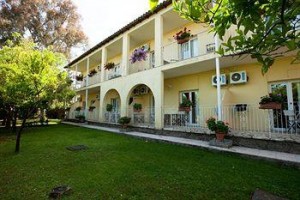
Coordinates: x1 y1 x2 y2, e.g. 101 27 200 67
127 84 155 127
103 89 121 124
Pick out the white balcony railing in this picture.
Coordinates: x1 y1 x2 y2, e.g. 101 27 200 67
129 52 155 75
104 111 120 124
162 31 215 65
87 109 99 122
127 107 155 127
87 72 101 86
163 105 300 135
106 64 122 80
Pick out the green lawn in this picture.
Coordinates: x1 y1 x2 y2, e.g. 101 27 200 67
0 125 299 200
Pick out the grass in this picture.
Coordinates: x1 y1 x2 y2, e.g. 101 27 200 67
0 124 299 200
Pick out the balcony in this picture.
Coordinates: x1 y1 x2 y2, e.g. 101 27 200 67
87 72 101 86
106 64 122 80
162 31 215 65
128 51 155 74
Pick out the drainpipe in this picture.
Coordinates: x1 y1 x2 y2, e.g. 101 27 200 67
212 2 222 121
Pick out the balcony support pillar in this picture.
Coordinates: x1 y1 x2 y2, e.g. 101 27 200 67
85 89 89 119
101 48 107 82
155 15 163 67
122 33 130 76
86 57 90 86
154 72 164 129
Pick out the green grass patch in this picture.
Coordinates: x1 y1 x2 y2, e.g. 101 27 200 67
0 124 299 199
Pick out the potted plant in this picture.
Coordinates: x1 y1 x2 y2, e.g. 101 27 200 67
118 116 131 129
88 69 97 77
259 93 283 109
179 99 193 112
130 46 148 64
206 117 229 141
104 62 115 70
75 106 82 111
133 103 142 112
106 104 113 112
76 74 83 81
89 106 96 111
75 115 85 123
173 27 192 44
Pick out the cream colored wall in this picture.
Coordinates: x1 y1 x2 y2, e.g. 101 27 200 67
164 57 300 108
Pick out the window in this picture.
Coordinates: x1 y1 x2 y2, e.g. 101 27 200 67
180 38 199 60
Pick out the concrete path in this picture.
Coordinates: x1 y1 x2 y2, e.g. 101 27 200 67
62 122 300 165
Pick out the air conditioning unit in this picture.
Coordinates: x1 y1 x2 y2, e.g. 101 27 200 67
139 86 149 95
230 71 247 84
212 74 227 86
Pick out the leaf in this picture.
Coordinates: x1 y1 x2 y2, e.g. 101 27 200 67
149 0 159 10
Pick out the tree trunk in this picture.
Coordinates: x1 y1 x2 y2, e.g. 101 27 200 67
15 117 27 153
12 110 17 133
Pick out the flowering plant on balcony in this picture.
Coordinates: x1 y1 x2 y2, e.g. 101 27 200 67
88 69 97 77
179 99 193 112
173 27 192 44
259 92 284 109
104 62 115 70
130 46 148 64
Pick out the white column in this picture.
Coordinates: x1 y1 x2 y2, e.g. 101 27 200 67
98 87 101 122
122 33 130 76
86 58 90 86
155 15 163 67
85 89 89 119
212 2 222 121
154 72 164 129
101 48 107 82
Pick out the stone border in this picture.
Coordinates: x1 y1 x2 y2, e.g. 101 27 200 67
85 121 300 154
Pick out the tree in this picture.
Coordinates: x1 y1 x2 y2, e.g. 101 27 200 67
0 36 74 153
151 0 300 74
0 0 87 58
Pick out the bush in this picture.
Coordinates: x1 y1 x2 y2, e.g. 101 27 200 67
118 116 131 125
106 104 113 112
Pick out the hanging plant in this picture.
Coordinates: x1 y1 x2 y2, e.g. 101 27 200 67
76 74 83 81
104 62 115 70
173 27 192 44
130 46 148 64
88 69 97 77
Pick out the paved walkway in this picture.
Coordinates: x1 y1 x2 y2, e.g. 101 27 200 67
62 122 300 165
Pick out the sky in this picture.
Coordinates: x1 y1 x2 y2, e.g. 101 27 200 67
71 0 163 57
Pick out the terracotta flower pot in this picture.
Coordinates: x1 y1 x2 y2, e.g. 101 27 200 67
216 132 226 141
179 107 190 112
259 102 282 109
177 38 189 44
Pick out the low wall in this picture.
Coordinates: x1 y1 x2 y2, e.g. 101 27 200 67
86 121 300 154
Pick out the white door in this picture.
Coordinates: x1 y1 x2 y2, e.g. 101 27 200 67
180 38 199 60
180 91 198 125
270 80 300 129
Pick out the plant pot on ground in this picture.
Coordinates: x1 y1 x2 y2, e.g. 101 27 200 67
206 117 229 142
118 116 131 129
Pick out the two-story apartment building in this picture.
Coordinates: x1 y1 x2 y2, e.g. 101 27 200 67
66 1 300 140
